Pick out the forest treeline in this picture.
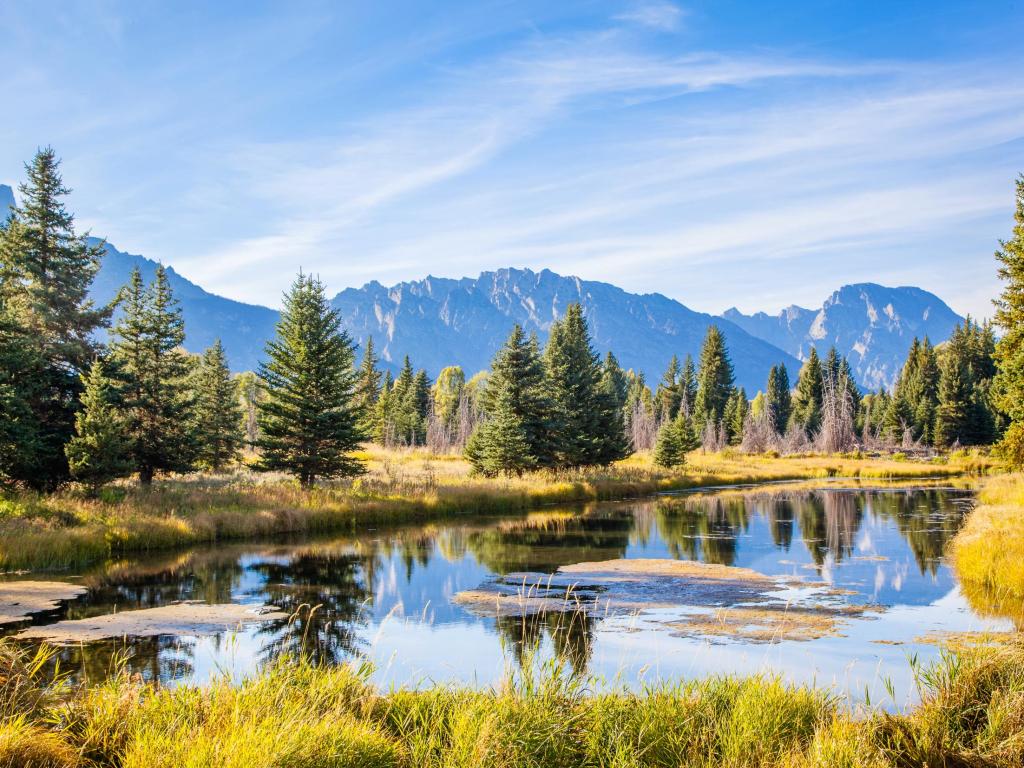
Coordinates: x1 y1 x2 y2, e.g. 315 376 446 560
1 149 1023 490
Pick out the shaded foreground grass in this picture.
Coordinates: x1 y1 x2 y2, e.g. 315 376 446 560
0 447 988 571
1 639 1023 767
952 473 1024 623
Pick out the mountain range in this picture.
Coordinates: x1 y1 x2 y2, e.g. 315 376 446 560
0 183 966 392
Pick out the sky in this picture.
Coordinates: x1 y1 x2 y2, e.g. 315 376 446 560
1 1 1023 318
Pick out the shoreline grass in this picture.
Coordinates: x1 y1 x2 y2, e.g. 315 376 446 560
1 639 1023 767
951 473 1024 624
0 447 992 572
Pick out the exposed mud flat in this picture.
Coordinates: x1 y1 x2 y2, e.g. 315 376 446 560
0 581 87 625
455 558 875 642
18 601 288 643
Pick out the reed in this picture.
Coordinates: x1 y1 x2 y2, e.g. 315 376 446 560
0 639 1022 767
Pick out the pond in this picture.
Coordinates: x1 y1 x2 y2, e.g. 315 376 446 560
1 482 1016 706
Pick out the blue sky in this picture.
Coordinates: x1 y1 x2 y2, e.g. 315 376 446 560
1 1 1022 317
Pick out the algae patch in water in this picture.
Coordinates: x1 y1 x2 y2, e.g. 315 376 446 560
18 601 288 643
0 581 87 625
455 558 875 643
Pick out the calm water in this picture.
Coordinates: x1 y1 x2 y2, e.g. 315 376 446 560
3 483 1014 705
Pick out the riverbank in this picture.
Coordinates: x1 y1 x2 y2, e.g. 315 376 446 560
952 472 1024 622
0 448 990 571
1 638 1022 768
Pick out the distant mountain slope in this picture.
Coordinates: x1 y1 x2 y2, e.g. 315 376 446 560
331 268 801 393
722 284 964 390
0 184 15 216
88 239 280 373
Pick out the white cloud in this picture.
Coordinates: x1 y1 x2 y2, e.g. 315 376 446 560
615 2 687 32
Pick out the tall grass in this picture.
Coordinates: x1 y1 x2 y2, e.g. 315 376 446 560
1 640 1022 767
951 473 1024 623
0 448 985 572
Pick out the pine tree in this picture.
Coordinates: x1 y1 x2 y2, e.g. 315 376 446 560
0 149 111 487
602 352 629 411
65 359 131 494
693 326 735 431
373 371 395 445
655 355 682 421
653 416 685 468
0 300 43 485
405 369 431 445
680 355 698 419
724 388 748 445
390 356 416 444
543 304 626 467
993 175 1024 466
881 392 914 443
256 273 365 486
191 340 243 472
353 337 382 435
110 266 195 484
466 325 553 475
935 341 973 447
766 364 792 436
790 347 824 436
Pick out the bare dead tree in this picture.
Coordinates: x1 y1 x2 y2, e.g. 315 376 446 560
816 369 858 453
741 405 777 453
627 400 658 451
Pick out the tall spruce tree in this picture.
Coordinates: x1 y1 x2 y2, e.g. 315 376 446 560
110 266 195 484
191 340 243 472
693 326 734 431
993 174 1024 467
465 325 552 475
723 388 748 445
0 299 43 485
353 336 382 434
680 355 698 420
935 345 972 447
790 347 824 436
0 149 110 487
766 364 791 435
655 355 682 421
602 352 629 411
65 359 131 494
543 304 627 467
653 415 686 468
257 273 364 487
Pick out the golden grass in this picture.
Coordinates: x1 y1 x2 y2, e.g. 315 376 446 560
951 473 1024 624
1 639 1023 767
0 447 989 572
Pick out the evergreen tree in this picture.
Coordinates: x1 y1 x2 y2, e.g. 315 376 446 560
543 304 627 466
191 340 243 472
680 355 698 419
373 371 395 444
653 416 685 468
0 300 43 485
881 392 914 443
766 364 791 435
935 346 972 447
0 149 111 487
390 356 416 444
256 273 364 487
465 325 553 475
353 337 382 434
404 369 431 445
65 359 131 494
655 355 682 421
110 266 195 484
602 352 629 411
993 174 1024 467
693 326 735 431
723 388 748 445
790 347 824 436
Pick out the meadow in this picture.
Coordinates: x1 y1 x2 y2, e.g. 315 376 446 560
0 446 989 572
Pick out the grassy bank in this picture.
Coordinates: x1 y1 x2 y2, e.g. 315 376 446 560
0 447 988 572
1 639 1023 768
952 473 1024 622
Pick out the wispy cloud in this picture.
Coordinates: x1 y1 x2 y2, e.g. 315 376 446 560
615 2 687 32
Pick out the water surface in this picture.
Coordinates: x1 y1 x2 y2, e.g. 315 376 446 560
3 483 1013 705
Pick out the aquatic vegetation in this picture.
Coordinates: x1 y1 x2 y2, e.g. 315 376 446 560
0 449 980 572
0 640 1023 767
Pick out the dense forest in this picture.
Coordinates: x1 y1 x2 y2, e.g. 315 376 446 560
2 149 1023 490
